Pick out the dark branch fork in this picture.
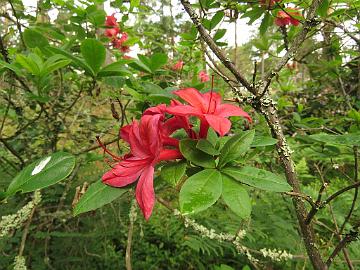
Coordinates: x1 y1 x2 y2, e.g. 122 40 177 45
180 0 327 269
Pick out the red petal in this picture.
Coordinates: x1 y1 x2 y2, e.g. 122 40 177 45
120 124 132 144
216 104 252 122
128 120 150 158
204 114 231 136
143 104 167 116
173 88 207 112
102 158 148 187
166 105 203 117
158 149 182 161
139 115 162 155
136 166 155 220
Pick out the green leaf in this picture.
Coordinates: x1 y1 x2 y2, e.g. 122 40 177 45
128 59 152 73
23 28 49 48
222 166 292 192
218 130 255 168
80 39 106 75
6 152 76 196
259 12 272 36
207 127 218 146
210 11 224 30
196 139 220 155
309 133 360 146
43 55 71 75
48 47 93 75
251 135 277 147
317 0 330 17
130 0 140 10
98 61 132 78
161 161 187 187
0 60 23 75
213 29 226 41
73 181 128 216
221 174 251 219
150 53 168 72
180 139 216 168
241 7 263 24
179 169 222 214
87 9 106 26
16 54 41 75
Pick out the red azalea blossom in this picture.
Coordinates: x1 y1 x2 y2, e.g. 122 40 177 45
166 88 251 137
275 9 302 27
105 27 120 38
172 60 184 71
198 70 210 83
105 13 118 27
123 55 133 60
102 114 182 220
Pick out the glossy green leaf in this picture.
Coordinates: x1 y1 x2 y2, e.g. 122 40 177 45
150 53 168 72
251 135 278 147
218 130 255 168
80 39 106 75
180 139 216 168
23 28 49 48
6 152 76 196
196 139 220 155
221 174 251 219
180 169 222 214
73 181 128 216
222 166 292 192
161 161 187 187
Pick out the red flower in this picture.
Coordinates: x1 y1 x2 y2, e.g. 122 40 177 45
144 102 197 140
102 115 182 220
166 88 251 137
275 9 301 27
105 14 118 27
198 70 210 82
123 55 133 60
105 27 120 38
172 60 184 71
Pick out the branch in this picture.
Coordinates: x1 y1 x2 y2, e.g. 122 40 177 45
180 0 256 95
0 137 25 167
261 0 323 93
8 0 26 48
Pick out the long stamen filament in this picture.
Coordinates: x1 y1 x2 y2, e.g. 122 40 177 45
96 136 122 161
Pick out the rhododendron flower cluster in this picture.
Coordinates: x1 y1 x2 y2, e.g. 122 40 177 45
275 8 302 27
199 70 210 82
100 88 251 220
105 14 130 53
